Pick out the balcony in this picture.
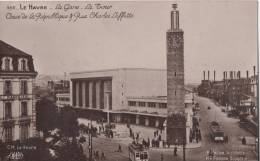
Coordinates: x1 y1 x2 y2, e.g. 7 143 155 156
0 94 31 101
2 116 15 127
19 116 31 124
0 95 15 101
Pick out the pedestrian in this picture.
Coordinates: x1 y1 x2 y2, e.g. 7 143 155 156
147 138 150 148
101 152 105 160
174 147 177 156
242 137 246 145
118 144 122 152
96 150 99 160
160 153 164 161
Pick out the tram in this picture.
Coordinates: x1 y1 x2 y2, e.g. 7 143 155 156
128 143 149 161
209 121 225 142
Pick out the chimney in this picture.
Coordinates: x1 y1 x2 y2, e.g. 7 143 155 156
208 70 210 80
246 70 249 79
214 70 216 82
253 66 256 77
203 71 205 80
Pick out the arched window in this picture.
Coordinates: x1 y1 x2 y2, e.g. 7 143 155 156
4 58 10 71
19 58 28 71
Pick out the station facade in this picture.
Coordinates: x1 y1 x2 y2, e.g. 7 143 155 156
70 68 194 138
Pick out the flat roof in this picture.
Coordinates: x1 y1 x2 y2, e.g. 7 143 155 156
70 68 166 75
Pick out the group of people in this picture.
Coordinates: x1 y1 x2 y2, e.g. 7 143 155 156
190 127 202 143
93 150 106 161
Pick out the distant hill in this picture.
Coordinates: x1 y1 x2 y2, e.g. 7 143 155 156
185 83 200 90
35 74 68 87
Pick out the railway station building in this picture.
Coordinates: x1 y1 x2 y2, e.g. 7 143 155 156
69 68 194 143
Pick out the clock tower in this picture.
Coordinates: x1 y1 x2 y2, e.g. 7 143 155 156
166 4 186 146
167 4 184 113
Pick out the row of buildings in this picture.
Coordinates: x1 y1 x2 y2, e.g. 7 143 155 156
197 68 258 117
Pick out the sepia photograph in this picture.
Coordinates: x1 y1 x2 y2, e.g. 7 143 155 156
0 1 258 161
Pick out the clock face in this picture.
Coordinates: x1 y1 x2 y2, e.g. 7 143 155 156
167 32 183 52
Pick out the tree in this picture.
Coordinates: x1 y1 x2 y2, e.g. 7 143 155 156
59 106 79 138
36 97 59 137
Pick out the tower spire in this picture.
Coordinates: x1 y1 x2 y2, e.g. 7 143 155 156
171 3 179 30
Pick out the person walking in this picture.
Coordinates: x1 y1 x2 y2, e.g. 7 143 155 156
118 144 122 152
174 147 177 156
160 153 164 161
101 151 105 160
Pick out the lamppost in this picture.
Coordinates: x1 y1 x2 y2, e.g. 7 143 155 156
88 114 93 161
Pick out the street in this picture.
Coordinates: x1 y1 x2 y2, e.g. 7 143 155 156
81 95 257 161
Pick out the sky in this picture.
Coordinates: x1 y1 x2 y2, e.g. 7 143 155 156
0 1 257 84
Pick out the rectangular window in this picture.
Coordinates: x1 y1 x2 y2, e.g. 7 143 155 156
20 125 29 141
4 80 12 95
21 102 28 116
148 102 156 108
159 103 167 108
5 102 12 119
4 127 13 142
128 101 136 106
138 102 146 107
21 80 28 95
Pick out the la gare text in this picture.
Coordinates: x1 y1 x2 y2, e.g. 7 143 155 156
7 3 112 11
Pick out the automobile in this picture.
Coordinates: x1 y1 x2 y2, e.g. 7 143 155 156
208 106 211 110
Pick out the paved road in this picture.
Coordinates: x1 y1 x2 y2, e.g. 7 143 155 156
81 95 257 161
189 96 257 161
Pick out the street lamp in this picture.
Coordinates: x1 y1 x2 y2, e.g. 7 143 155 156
88 114 93 161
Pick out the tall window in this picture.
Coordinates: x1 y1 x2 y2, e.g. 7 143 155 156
4 127 13 142
4 58 10 71
21 59 26 71
4 80 12 95
21 80 28 95
5 102 12 119
21 102 28 116
20 125 29 141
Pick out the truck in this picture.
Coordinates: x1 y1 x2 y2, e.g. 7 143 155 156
209 121 225 142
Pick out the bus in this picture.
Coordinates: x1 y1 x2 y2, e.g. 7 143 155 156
128 143 149 161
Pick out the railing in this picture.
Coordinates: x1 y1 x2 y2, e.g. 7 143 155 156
0 115 33 123
0 94 32 101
